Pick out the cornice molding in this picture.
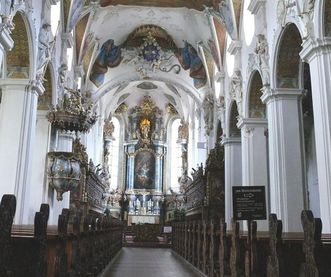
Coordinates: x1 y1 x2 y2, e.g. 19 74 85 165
300 37 331 63
237 117 268 129
261 87 303 104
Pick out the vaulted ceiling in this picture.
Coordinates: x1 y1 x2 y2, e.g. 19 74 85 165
69 0 243 119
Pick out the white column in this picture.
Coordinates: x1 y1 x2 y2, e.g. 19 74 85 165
222 137 242 229
300 38 331 233
28 110 51 223
238 118 269 231
0 79 43 224
261 88 306 232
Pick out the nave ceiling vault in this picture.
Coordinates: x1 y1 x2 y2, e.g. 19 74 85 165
67 0 241 119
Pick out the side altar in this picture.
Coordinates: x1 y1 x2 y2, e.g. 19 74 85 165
124 96 166 225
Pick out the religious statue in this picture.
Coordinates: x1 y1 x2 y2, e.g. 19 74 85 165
202 92 214 135
178 119 189 140
104 120 115 139
0 0 14 29
216 96 225 135
230 70 243 116
37 23 53 78
300 0 315 37
58 64 68 89
255 34 270 86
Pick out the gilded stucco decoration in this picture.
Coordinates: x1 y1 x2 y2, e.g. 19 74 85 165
104 120 115 139
47 88 97 133
165 103 178 116
6 13 29 78
115 102 128 114
178 120 189 141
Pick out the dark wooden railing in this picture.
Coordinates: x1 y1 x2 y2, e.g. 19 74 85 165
0 194 123 277
173 212 331 277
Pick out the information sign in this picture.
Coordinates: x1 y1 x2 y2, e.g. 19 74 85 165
232 186 266 220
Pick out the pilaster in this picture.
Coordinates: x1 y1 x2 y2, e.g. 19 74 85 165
0 79 39 224
237 117 269 231
300 37 331 233
261 87 306 232
221 137 242 229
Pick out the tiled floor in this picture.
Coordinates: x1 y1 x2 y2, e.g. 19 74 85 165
101 247 204 277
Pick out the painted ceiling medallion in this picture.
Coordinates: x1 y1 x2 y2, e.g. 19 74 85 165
122 30 180 79
139 32 161 63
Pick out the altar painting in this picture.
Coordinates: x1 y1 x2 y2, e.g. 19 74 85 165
134 150 155 189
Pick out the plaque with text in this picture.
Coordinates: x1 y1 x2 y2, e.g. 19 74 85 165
232 186 266 220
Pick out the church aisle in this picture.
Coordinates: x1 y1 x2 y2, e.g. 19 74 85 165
101 247 204 277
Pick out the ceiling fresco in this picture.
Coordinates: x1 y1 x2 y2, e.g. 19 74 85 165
69 1 244 120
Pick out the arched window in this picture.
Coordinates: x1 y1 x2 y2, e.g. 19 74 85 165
170 118 182 192
109 117 120 190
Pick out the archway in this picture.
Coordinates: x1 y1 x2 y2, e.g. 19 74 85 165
267 23 316 231
6 12 30 78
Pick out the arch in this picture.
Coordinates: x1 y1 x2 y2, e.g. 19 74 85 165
228 101 240 138
275 24 303 89
247 70 265 118
92 74 202 111
6 12 31 79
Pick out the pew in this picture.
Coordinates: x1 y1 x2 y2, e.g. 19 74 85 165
172 210 331 277
0 194 123 277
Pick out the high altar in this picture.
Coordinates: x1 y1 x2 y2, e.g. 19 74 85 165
124 96 166 225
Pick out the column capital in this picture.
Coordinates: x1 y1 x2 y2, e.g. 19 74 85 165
0 23 14 51
0 78 45 96
0 79 38 95
300 37 331 63
221 136 241 146
237 117 268 129
29 79 45 96
261 87 303 104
